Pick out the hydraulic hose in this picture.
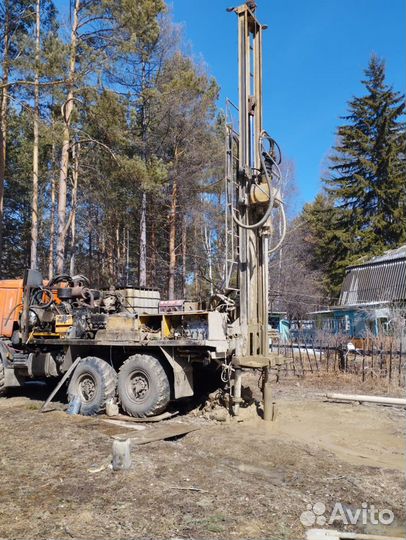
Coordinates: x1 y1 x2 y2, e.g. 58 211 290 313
268 202 286 255
48 274 73 288
30 287 54 309
231 131 282 231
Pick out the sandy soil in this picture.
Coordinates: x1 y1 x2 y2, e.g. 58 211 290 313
0 375 404 540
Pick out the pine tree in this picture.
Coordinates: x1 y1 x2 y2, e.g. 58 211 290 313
152 52 220 299
0 0 37 275
326 55 406 260
301 193 348 299
55 0 165 275
0 3 224 295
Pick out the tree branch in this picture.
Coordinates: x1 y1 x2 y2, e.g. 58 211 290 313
0 79 68 90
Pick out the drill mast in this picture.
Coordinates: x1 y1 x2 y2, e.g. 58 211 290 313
226 4 281 370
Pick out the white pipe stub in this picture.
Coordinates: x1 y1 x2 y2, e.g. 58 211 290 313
325 393 406 407
306 528 404 540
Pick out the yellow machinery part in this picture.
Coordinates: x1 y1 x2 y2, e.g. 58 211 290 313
55 314 73 335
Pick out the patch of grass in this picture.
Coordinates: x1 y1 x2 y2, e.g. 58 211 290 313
26 403 40 411
184 512 227 533
202 513 227 533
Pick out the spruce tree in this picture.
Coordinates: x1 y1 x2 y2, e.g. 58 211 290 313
326 55 406 261
301 193 345 299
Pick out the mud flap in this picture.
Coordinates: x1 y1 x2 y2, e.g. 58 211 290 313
159 347 194 399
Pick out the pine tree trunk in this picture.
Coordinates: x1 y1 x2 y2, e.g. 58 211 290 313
115 223 120 280
182 216 187 298
69 143 79 276
0 0 10 275
203 225 213 296
150 216 156 287
88 229 92 281
193 222 199 297
0 127 5 276
125 226 129 286
138 59 148 288
48 136 57 279
30 0 41 270
168 176 177 300
100 229 105 273
48 164 55 279
108 242 114 280
139 191 147 287
56 0 79 275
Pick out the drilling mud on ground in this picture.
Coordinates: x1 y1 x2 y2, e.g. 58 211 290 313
0 376 404 540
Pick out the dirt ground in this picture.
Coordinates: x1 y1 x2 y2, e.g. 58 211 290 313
0 374 405 540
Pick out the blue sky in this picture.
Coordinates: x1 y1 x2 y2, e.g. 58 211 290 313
170 0 405 212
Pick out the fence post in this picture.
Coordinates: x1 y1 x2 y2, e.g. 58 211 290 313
362 340 367 382
399 342 403 386
304 343 313 373
388 343 393 383
338 347 346 372
371 344 374 378
326 345 330 373
334 342 337 372
319 340 323 371
311 340 319 371
298 344 305 376
290 341 296 376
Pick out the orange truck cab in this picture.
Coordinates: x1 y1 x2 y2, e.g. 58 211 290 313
0 279 23 338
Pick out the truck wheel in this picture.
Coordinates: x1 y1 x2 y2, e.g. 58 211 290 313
118 354 170 417
0 361 6 397
68 357 117 416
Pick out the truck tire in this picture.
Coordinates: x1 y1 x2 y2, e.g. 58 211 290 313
118 354 170 417
0 361 6 397
68 357 117 416
0 341 10 397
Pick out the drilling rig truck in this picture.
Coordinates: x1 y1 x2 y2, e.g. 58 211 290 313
0 3 285 418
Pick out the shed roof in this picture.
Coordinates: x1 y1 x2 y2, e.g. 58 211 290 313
347 244 406 268
339 244 406 306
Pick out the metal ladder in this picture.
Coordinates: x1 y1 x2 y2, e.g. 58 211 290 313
224 101 240 293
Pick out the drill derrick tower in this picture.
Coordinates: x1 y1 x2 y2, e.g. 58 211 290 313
225 3 285 413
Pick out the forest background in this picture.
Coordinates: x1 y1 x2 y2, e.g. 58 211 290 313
0 0 405 318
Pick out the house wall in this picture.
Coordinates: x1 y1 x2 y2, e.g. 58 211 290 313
313 305 403 339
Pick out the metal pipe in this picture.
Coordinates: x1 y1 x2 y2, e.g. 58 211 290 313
263 366 273 421
325 393 406 407
306 528 404 540
233 368 243 415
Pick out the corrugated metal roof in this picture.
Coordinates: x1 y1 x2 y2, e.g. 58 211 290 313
339 245 406 306
348 244 406 268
